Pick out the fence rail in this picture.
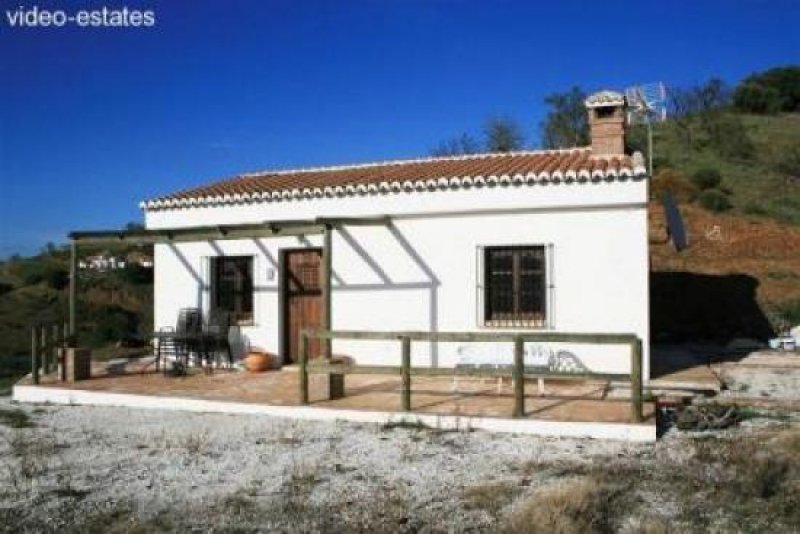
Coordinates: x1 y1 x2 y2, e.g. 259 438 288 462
30 321 68 385
298 329 644 423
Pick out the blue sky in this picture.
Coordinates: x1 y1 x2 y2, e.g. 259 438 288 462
1 0 798 257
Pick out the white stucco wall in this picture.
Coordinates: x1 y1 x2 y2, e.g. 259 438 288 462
146 178 650 379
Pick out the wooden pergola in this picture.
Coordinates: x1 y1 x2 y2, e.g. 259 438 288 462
67 216 391 358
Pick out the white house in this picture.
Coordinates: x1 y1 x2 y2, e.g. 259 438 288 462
141 91 650 378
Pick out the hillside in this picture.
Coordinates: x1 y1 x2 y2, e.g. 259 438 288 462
650 202 800 341
0 246 153 359
641 111 800 225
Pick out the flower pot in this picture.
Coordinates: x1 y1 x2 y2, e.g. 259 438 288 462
245 351 272 373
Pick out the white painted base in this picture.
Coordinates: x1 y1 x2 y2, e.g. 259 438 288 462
12 384 656 442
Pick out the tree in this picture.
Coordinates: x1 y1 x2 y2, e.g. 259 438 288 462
734 66 800 113
483 116 525 152
539 86 589 149
668 78 732 154
430 133 481 157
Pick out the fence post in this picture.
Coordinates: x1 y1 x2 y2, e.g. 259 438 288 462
299 331 309 405
40 325 49 376
630 338 643 423
513 337 525 418
401 336 411 411
31 326 39 385
52 323 60 377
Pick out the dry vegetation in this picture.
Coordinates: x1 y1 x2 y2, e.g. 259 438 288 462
1 400 799 533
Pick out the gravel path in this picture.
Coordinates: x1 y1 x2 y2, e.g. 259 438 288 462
2 397 797 532
0 397 646 532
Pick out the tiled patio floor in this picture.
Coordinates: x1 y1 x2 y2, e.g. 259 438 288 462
24 358 655 424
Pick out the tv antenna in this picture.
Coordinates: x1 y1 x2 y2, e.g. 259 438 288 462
625 82 667 176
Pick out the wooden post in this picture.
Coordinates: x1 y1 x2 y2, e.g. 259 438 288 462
69 239 78 341
52 323 60 376
298 331 309 405
40 325 49 376
630 338 643 423
513 337 525 418
320 225 332 359
401 336 411 411
31 326 39 385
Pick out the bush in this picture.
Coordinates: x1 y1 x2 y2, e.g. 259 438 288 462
651 168 698 203
82 304 140 347
0 282 12 296
734 66 800 113
703 113 755 160
43 267 69 290
734 82 784 114
691 168 722 190
698 189 732 212
502 477 619 533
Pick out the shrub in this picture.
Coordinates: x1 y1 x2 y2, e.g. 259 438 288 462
776 298 800 326
734 66 800 113
734 82 784 114
43 266 69 290
698 189 732 212
0 282 12 296
691 168 722 190
502 477 619 534
651 168 698 203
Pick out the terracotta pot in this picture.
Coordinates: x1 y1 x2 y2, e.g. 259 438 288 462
245 351 272 373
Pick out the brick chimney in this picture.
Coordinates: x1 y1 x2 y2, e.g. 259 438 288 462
585 90 626 156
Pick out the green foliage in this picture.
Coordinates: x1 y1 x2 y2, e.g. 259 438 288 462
81 304 140 347
483 116 524 152
540 85 589 149
691 168 723 190
734 66 800 113
699 189 733 212
702 112 755 160
734 82 784 114
774 143 800 177
776 298 800 326
121 265 154 285
44 266 69 290
0 282 12 296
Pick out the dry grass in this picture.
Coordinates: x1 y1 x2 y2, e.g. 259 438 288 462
503 477 621 534
463 480 517 519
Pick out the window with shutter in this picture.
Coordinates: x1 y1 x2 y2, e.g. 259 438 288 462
484 246 546 327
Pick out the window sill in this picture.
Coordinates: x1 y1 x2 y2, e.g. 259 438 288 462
482 320 549 329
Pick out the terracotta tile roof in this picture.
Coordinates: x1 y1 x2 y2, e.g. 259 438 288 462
142 148 647 210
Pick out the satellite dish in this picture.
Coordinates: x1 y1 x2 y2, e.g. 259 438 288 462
625 82 668 176
662 191 689 252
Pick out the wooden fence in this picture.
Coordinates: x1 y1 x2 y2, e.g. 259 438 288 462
30 321 69 385
298 330 644 423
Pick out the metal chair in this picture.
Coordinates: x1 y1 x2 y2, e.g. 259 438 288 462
205 309 233 368
176 308 203 367
155 327 179 375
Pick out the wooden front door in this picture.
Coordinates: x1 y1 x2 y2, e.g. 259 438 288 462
282 249 322 363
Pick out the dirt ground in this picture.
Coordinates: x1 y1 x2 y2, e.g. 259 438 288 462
1 398 799 533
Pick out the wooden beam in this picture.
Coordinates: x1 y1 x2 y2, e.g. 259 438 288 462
69 239 77 340
303 329 637 345
315 216 391 227
69 222 324 245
